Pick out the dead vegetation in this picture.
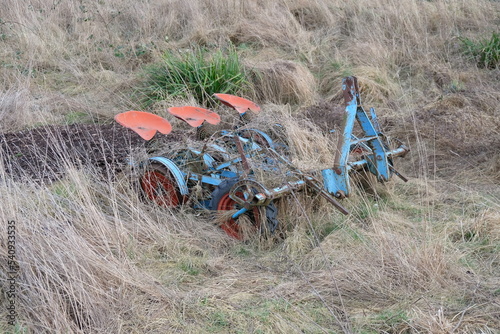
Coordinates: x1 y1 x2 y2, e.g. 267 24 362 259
1 0 499 333
248 60 317 105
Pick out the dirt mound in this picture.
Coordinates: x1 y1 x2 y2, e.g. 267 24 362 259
1 123 151 182
300 99 345 132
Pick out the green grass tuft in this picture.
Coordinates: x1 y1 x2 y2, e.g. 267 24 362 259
460 32 500 69
138 46 249 107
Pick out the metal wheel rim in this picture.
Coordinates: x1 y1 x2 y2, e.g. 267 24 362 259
217 192 260 240
141 170 180 207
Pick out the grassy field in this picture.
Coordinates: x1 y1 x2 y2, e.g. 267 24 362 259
0 0 499 333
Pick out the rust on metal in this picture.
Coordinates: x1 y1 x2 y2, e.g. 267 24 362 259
341 76 360 108
234 137 251 178
304 176 349 215
389 165 409 182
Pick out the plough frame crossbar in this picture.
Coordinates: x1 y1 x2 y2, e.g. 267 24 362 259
115 76 409 239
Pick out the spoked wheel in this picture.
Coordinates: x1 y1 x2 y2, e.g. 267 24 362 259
140 163 182 208
210 178 278 240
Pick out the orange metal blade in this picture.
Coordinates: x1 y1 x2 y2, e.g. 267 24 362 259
168 106 221 127
214 94 260 114
114 111 172 140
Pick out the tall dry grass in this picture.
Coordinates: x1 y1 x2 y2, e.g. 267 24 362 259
2 0 497 109
1 0 499 332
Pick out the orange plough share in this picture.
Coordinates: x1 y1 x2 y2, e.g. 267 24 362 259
114 111 172 140
168 106 221 127
213 94 261 114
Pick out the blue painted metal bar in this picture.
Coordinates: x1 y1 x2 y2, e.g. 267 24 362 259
345 146 409 172
186 173 223 186
239 128 275 148
207 143 229 155
355 107 390 182
350 135 378 145
325 76 360 198
271 180 306 194
184 148 216 170
220 170 238 178
350 134 373 152
232 207 248 219
215 160 239 171
213 139 266 171
369 107 381 133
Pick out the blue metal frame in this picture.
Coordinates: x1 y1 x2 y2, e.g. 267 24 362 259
321 76 398 198
238 128 275 148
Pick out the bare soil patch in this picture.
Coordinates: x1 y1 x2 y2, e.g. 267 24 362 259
1 123 151 182
301 99 345 132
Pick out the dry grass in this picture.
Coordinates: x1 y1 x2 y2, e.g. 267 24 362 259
248 60 317 105
1 0 500 332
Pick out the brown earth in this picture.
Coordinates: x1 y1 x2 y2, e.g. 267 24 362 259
0 123 192 183
0 123 146 182
301 99 345 132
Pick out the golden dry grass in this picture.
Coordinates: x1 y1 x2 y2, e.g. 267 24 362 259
1 0 500 333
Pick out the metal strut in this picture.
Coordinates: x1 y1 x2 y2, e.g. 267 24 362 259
322 76 409 199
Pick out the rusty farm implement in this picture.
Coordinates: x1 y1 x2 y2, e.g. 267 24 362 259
115 76 409 239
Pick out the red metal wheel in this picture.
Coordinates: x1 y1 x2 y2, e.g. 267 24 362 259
140 164 181 208
211 179 261 240
216 192 261 240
